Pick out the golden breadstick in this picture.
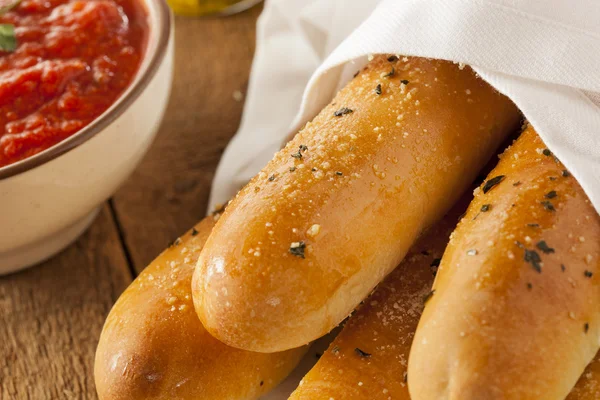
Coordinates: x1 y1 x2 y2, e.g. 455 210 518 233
409 125 600 399
288 202 465 400
567 350 600 399
193 55 521 352
94 216 307 400
290 197 599 400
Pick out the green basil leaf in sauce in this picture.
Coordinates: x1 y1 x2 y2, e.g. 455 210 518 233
0 24 16 52
0 0 21 14
0 0 21 52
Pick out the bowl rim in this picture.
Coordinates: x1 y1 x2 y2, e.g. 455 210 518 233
0 0 172 181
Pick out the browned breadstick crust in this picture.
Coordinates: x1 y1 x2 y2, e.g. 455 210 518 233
291 189 599 400
193 55 521 352
288 202 466 400
568 351 600 399
94 216 307 400
409 125 600 400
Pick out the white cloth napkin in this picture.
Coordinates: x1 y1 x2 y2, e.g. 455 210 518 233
208 0 600 397
210 0 600 215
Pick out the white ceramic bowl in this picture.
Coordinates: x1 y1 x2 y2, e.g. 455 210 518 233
0 0 173 275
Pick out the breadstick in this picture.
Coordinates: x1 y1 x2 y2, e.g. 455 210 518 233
568 351 600 399
409 125 600 399
290 192 599 400
288 202 465 400
193 55 521 352
94 215 307 400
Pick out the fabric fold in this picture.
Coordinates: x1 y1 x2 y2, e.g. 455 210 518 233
209 0 600 213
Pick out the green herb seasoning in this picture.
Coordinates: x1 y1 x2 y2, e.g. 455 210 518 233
541 201 555 211
191 228 199 236
0 0 21 14
527 223 540 228
545 190 557 199
0 24 16 52
524 249 542 273
585 270 593 278
387 55 398 62
585 323 590 333
542 149 552 156
0 0 19 52
400 79 409 85
335 171 343 176
482 175 505 193
562 170 571 177
289 241 306 258
375 83 382 95
536 240 555 254
384 66 395 78
481 204 491 212
334 107 353 117
354 348 371 358
268 174 275 181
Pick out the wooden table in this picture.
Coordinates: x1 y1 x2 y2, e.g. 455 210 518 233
0 6 261 398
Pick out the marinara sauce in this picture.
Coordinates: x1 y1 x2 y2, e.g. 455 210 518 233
0 0 147 168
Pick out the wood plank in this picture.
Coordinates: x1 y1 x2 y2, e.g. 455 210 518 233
112 7 260 273
0 205 131 399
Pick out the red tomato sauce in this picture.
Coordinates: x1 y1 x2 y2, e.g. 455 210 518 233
0 0 147 168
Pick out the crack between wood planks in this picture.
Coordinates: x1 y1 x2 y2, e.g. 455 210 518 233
107 198 138 279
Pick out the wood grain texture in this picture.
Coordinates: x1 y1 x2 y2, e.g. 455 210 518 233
0 205 131 399
0 8 261 398
113 8 260 273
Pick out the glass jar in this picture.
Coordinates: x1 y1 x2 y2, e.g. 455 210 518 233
168 0 262 16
